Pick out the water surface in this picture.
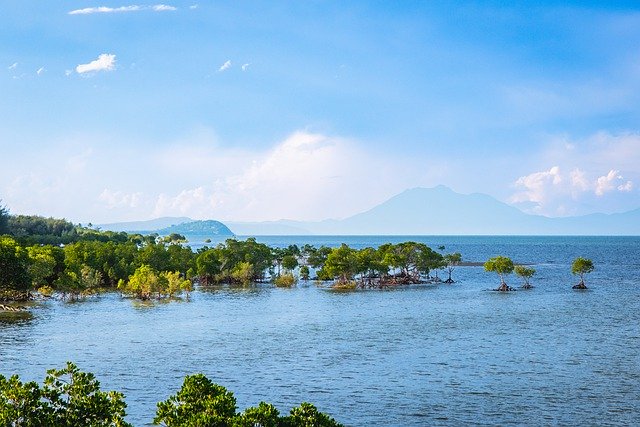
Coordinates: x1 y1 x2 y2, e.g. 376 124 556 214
1 236 639 426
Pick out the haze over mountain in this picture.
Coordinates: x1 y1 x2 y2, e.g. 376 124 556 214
229 186 640 235
99 217 192 233
100 186 640 236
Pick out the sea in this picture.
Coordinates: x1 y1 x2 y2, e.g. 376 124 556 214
1 236 639 426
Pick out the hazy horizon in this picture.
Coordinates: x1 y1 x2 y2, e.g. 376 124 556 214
2 2 640 223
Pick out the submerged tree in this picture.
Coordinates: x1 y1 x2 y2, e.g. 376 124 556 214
571 257 594 289
514 265 535 289
484 256 515 291
443 252 462 283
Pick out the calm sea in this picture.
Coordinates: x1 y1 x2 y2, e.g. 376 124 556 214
1 236 639 426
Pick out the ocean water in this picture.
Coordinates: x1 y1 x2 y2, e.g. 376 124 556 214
1 236 639 426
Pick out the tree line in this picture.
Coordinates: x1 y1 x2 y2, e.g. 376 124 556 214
0 362 343 426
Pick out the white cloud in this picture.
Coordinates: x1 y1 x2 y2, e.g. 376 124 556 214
69 6 141 15
8 62 18 70
152 5 176 11
509 132 640 215
76 54 116 74
68 5 176 15
99 189 144 209
218 60 232 72
241 63 250 71
512 166 635 215
148 131 437 221
65 70 73 76
36 67 45 76
190 4 199 10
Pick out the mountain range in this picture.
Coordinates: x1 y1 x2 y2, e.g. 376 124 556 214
99 186 640 235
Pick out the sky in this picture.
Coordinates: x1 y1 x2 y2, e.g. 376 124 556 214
1 0 640 223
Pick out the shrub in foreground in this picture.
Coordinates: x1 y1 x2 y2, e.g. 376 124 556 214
0 364 343 427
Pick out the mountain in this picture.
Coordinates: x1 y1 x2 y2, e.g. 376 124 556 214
231 186 640 235
99 217 192 232
97 187 640 236
157 220 234 236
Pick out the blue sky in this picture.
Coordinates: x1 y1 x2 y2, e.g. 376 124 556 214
1 1 640 223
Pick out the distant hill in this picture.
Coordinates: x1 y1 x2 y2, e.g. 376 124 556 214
231 186 640 235
157 220 234 236
96 187 640 236
99 217 192 232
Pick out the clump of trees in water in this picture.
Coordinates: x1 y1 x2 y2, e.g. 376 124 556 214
484 255 594 291
0 363 343 427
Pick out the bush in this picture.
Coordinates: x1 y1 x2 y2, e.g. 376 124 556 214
274 272 297 287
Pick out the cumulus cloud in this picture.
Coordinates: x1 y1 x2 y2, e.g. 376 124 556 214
69 5 176 15
8 62 18 70
146 131 437 221
241 63 250 71
512 166 635 215
36 67 45 76
218 60 232 72
510 132 640 216
76 54 116 74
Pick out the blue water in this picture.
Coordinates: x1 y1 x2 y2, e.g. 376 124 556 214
1 236 639 426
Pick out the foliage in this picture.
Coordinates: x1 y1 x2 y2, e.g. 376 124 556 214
154 374 237 427
154 374 343 427
571 257 594 285
231 261 254 284
284 402 343 427
484 256 514 286
324 244 359 285
274 272 297 287
443 252 462 283
514 265 535 288
0 236 31 291
0 362 131 427
299 265 310 281
7 215 77 244
118 264 161 300
281 255 298 272
162 271 193 298
0 201 9 235
27 245 60 288
234 402 281 427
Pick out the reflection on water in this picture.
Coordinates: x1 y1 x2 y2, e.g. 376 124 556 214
1 236 639 426
0 310 33 325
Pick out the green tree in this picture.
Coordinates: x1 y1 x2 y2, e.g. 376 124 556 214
443 252 462 283
196 248 223 285
0 362 131 427
162 271 193 298
484 256 515 291
0 201 9 235
118 264 161 300
324 244 359 287
154 374 237 427
233 402 280 427
0 236 31 294
514 265 535 289
27 245 57 289
284 402 344 427
281 255 298 272
299 265 310 281
571 257 594 289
